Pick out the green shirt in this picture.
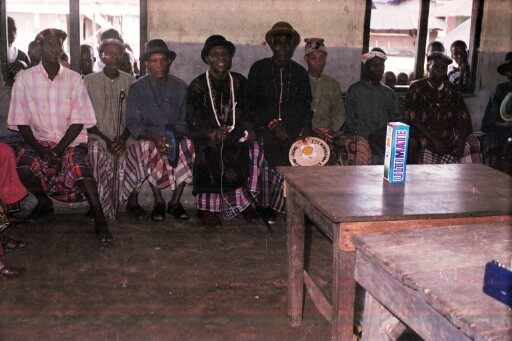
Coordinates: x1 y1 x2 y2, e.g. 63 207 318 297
309 73 345 131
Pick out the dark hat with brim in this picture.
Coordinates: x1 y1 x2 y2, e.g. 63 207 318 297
497 51 512 75
35 28 67 45
427 51 453 65
201 35 236 64
265 21 300 47
98 38 125 55
140 39 176 62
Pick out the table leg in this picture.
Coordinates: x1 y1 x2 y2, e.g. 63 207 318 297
331 234 356 341
287 194 305 326
362 291 405 341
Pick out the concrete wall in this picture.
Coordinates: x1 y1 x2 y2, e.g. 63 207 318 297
147 0 365 89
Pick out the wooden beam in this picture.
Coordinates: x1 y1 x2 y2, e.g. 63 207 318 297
414 0 430 81
69 0 80 73
139 0 147 75
1 0 8 85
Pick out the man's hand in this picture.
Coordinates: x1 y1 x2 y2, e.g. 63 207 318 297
9 60 27 74
215 126 231 143
273 123 289 141
108 137 126 156
315 127 333 143
153 135 166 153
430 137 450 155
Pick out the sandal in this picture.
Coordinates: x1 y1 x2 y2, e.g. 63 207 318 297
94 225 114 246
2 235 27 253
151 203 166 222
127 205 149 220
167 202 190 220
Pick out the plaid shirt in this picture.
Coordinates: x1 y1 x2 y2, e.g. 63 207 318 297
7 63 96 146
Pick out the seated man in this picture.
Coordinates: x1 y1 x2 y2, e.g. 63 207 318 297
7 28 112 245
406 51 480 164
124 39 194 222
247 22 312 223
84 39 135 219
448 40 471 91
187 35 260 228
303 37 345 164
481 51 512 174
342 50 403 165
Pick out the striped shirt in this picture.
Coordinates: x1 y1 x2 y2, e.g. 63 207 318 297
7 63 96 146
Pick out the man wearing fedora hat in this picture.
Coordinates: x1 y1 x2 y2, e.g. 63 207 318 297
187 35 261 228
481 51 512 174
7 28 113 245
124 39 194 222
247 21 313 222
406 51 481 164
84 39 135 220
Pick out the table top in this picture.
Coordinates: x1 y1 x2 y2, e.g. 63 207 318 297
278 164 512 223
352 222 512 341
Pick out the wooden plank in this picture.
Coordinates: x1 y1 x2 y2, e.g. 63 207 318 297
342 215 512 251
331 244 356 341
354 223 512 341
355 251 472 340
361 291 406 341
279 165 512 224
303 270 332 322
286 191 306 327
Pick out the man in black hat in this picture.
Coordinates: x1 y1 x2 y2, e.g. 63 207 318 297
481 51 512 174
247 21 313 223
124 39 193 222
187 35 260 228
406 51 480 164
7 28 113 245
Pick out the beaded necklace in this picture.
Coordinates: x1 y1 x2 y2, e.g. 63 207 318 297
206 70 236 131
272 62 291 120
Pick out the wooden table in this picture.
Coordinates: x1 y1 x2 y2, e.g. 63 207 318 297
352 222 512 341
278 164 512 341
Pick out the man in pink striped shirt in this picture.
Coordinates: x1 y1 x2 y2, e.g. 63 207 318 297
7 28 113 245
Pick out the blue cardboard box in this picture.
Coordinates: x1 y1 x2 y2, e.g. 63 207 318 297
384 122 409 183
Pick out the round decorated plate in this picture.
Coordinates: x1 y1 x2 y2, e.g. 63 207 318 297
289 136 331 166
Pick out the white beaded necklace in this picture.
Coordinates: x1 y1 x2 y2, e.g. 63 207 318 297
206 70 236 132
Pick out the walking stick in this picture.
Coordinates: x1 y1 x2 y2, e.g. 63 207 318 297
112 89 126 214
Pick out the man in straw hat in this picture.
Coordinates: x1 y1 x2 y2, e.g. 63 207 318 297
481 51 512 174
303 37 345 164
247 21 312 224
124 39 194 222
7 28 113 245
84 38 135 220
342 48 403 165
406 51 480 164
187 35 260 229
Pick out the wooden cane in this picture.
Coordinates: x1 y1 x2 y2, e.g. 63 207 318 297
112 89 126 213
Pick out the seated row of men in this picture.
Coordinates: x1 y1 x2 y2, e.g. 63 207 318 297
2 22 511 254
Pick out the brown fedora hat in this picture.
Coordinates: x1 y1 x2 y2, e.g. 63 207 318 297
265 21 300 47
140 39 176 62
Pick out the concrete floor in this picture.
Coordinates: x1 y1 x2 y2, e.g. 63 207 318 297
0 187 336 341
